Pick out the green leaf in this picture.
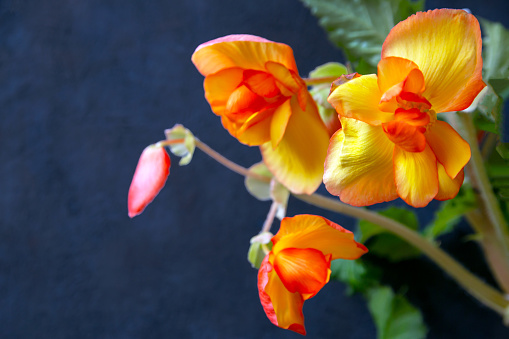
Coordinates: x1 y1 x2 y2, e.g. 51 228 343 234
359 207 420 262
244 162 273 201
496 143 509 160
309 62 348 79
164 124 196 166
299 0 424 70
330 258 381 294
308 62 347 132
481 19 509 82
423 185 477 239
366 286 427 339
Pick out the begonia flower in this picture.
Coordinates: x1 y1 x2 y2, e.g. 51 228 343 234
258 214 368 335
128 145 171 218
192 35 329 194
324 9 485 207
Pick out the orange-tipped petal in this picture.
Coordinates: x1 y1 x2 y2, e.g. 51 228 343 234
192 35 298 76
265 61 302 94
327 74 393 126
234 109 273 146
258 256 306 335
272 215 368 260
382 120 426 152
260 94 329 195
324 118 398 206
128 146 171 218
426 120 471 179
435 164 465 201
393 144 438 207
273 248 331 298
382 9 485 113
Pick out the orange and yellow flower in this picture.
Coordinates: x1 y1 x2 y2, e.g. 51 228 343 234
258 214 368 335
192 35 329 194
324 9 485 207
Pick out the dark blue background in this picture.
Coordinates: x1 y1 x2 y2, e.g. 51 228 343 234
1 0 509 338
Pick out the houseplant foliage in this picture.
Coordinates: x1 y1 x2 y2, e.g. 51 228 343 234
128 1 509 337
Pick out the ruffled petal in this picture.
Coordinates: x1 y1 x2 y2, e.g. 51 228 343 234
243 70 280 98
192 35 298 76
382 9 485 113
272 215 368 260
435 164 464 201
393 144 438 207
258 256 306 335
377 57 425 96
128 146 171 218
203 68 244 116
327 74 393 125
233 109 273 146
426 120 471 179
273 248 331 298
382 120 426 152
260 94 329 195
323 117 398 206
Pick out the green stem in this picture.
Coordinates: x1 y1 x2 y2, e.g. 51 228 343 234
456 112 509 292
194 138 509 316
302 76 338 86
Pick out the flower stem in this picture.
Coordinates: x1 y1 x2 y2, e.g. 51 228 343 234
261 201 279 233
194 137 509 316
455 112 509 292
302 76 338 86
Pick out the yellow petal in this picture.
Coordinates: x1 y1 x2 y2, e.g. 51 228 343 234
393 144 438 207
272 214 368 260
270 98 292 149
435 164 464 201
203 68 244 116
426 120 471 179
323 117 398 206
258 256 306 335
192 35 298 76
234 109 273 146
382 9 485 113
328 74 393 125
260 94 329 195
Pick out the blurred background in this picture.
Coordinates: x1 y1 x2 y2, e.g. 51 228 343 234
1 0 509 338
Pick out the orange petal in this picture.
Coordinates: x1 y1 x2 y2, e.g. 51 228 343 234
270 98 292 148
382 9 485 113
243 70 280 98
260 94 329 194
327 74 393 125
382 120 426 152
377 57 425 96
272 215 368 261
435 164 465 201
128 146 171 218
203 68 244 116
192 35 298 76
265 61 302 94
323 117 398 206
273 248 331 298
426 120 471 179
393 144 438 207
258 256 306 335
226 85 266 113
